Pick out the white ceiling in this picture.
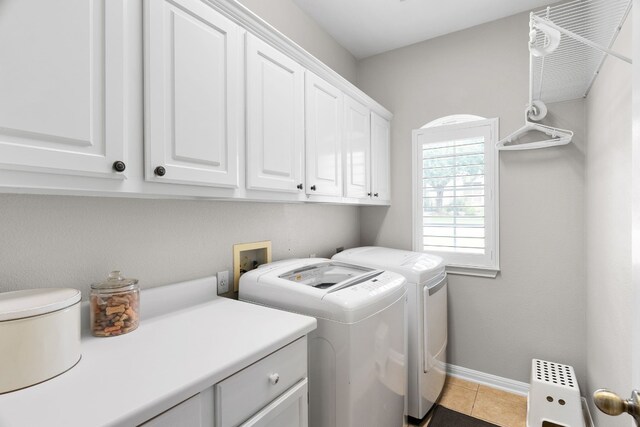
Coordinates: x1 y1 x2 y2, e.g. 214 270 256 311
293 0 555 59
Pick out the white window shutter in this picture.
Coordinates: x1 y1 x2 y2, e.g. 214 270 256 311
412 118 499 271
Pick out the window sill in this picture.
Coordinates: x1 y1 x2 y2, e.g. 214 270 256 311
445 265 500 278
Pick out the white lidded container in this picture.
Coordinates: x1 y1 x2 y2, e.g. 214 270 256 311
0 288 81 394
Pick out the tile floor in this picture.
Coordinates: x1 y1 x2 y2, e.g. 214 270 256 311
410 376 528 427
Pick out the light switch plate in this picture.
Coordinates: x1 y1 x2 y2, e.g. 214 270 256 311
217 270 229 294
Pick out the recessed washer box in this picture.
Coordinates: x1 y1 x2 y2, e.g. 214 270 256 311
233 241 272 292
0 288 81 394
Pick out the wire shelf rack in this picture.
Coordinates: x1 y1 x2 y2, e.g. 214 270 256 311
531 0 631 104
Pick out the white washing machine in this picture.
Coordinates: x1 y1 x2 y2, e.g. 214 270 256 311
239 259 407 427
333 247 447 420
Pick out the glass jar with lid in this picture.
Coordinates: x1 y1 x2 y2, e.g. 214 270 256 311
90 271 139 337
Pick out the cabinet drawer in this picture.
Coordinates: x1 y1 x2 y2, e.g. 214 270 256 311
215 337 307 427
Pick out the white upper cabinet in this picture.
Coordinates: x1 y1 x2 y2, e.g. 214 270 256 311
305 72 342 197
0 0 392 204
343 96 371 199
0 0 129 179
145 0 241 187
246 34 305 193
371 112 391 202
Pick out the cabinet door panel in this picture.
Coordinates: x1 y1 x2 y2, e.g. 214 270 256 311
305 72 342 197
0 0 127 178
145 0 240 187
343 96 371 199
371 112 391 202
241 380 308 427
246 34 304 193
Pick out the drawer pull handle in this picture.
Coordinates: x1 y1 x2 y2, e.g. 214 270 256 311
269 373 280 385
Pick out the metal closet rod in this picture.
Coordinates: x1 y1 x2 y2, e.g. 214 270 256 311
531 14 632 64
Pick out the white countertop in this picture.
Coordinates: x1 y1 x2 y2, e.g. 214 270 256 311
0 296 316 427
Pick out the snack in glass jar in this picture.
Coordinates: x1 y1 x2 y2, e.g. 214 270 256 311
90 271 139 337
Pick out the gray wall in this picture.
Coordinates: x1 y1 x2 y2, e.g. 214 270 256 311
585 18 632 427
357 12 588 386
0 0 361 297
0 195 358 297
237 0 357 83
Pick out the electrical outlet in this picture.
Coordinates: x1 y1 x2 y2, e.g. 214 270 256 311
217 270 229 294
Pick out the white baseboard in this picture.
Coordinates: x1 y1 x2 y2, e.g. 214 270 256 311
445 364 595 426
446 363 530 396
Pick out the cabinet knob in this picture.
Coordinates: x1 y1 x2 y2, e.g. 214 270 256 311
154 166 166 177
112 161 126 173
367 192 372 196
374 193 379 197
269 373 280 385
297 183 303 190
310 185 317 191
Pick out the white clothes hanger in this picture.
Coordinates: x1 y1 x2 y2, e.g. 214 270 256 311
497 17 574 151
498 1 631 151
496 115 574 151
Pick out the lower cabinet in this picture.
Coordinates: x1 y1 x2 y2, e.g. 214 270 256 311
215 337 307 427
138 337 308 427
241 379 308 427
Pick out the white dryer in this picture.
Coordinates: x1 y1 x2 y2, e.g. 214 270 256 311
239 259 407 427
333 247 447 420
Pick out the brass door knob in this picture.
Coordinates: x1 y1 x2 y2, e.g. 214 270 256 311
594 389 640 426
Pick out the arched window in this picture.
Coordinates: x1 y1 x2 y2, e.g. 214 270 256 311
421 114 486 129
412 115 500 275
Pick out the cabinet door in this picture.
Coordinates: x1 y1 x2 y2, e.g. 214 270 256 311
139 393 202 427
305 72 342 197
370 112 391 202
0 0 128 179
145 0 241 187
343 96 371 199
246 34 304 193
241 380 308 427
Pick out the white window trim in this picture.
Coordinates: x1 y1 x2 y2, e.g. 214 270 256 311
421 114 486 128
411 118 500 277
